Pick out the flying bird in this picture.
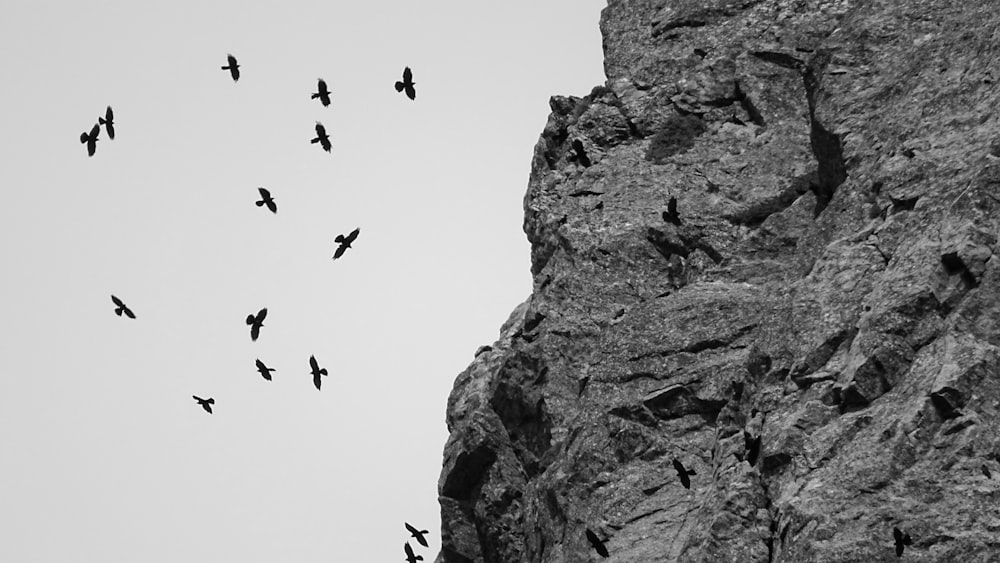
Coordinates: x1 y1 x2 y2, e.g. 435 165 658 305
585 529 609 558
255 359 275 381
332 227 360 259
98 106 115 140
309 355 328 390
255 187 277 214
672 458 697 489
80 123 100 157
222 54 240 81
311 122 332 152
246 308 267 341
405 523 429 548
395 66 416 100
403 542 423 563
193 395 215 414
111 294 135 319
312 78 332 107
893 526 912 557
663 196 683 226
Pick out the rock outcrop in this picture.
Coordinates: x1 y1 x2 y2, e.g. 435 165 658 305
438 1 1000 561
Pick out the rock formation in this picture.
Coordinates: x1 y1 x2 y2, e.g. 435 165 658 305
438 1 1000 561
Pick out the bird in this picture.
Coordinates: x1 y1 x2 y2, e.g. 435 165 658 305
98 106 115 140
585 529 609 558
403 542 423 563
312 78 332 107
255 187 277 214
222 54 240 81
663 196 683 226
332 228 360 259
395 66 416 100
893 526 912 557
309 355 328 390
193 395 215 414
571 139 591 167
405 523 429 548
110 295 135 319
255 359 275 381
311 122 332 152
745 432 762 467
246 308 267 341
80 123 100 157
672 458 697 489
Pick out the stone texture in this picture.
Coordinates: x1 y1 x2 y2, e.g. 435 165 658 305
438 1 1000 561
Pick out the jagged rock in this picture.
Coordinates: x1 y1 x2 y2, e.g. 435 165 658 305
438 1 1000 561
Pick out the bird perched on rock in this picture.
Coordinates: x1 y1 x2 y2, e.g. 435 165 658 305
246 308 267 341
111 295 135 319
403 542 423 563
672 458 697 489
193 395 215 414
311 122 331 153
332 228 360 259
663 196 683 226
395 66 416 100
255 187 277 214
893 526 912 557
405 523 429 548
309 355 327 390
255 359 275 381
98 106 115 140
312 78 332 107
80 123 100 157
585 529 609 558
222 54 240 81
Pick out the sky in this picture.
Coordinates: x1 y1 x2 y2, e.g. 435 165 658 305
0 1 606 561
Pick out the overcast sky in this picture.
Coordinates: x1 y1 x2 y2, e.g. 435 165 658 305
0 1 606 561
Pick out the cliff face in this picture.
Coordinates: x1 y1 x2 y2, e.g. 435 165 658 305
438 1 1000 561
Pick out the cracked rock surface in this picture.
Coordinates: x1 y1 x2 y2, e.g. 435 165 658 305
437 1 1000 561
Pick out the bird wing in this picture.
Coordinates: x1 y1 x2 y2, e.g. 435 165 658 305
90 123 101 138
893 527 902 542
672 459 684 475
333 244 347 259
315 122 326 136
266 200 277 213
404 543 416 557
318 79 327 92
123 306 135 319
257 308 267 322
256 359 266 371
309 355 319 371
345 227 360 243
258 187 270 199
111 295 124 307
313 371 322 390
668 197 678 216
403 66 412 83
405 522 418 535
405 85 416 100
193 395 204 402
250 324 260 341
227 54 238 67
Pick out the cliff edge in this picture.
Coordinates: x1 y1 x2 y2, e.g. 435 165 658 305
438 1 1000 561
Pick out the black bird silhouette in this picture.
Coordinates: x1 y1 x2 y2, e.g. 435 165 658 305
256 187 277 214
663 196 683 226
395 66 416 100
312 78 332 107
745 432 762 467
98 106 115 140
222 54 240 81
672 458 697 489
571 139 591 167
311 122 332 152
309 355 328 390
405 523 429 548
246 308 267 341
80 123 100 157
255 359 275 381
893 526 912 557
111 294 135 319
193 395 215 414
403 542 423 563
585 529 609 558
332 228 360 260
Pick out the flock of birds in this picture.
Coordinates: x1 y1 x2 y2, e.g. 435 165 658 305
93 54 431 560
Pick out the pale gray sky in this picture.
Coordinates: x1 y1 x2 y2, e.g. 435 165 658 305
0 1 606 561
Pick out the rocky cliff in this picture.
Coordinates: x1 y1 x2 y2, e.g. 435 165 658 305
437 1 1000 561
